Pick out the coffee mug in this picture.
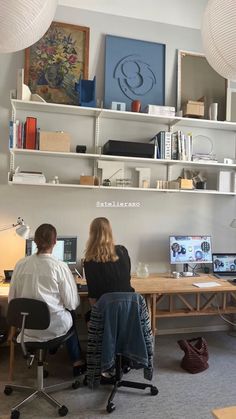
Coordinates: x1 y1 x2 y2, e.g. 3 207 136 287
131 100 141 112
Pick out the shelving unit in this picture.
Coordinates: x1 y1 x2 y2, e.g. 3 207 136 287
8 99 236 195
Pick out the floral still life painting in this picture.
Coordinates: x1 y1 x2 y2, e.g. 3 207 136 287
25 22 89 105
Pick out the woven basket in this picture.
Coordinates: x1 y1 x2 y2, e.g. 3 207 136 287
178 337 209 374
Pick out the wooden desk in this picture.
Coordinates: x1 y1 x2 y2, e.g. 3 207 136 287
212 406 236 419
2 274 236 337
131 274 236 335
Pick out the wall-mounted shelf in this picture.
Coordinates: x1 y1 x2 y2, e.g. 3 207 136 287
9 99 236 196
10 148 236 169
11 99 236 131
8 180 236 196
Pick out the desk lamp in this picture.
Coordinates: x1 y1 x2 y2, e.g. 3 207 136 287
0 217 30 239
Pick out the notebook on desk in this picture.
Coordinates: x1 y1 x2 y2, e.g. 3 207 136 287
212 253 236 280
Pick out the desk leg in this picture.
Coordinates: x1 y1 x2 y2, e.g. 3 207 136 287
8 326 15 382
152 294 157 336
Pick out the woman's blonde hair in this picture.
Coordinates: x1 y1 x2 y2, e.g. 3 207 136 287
85 217 118 262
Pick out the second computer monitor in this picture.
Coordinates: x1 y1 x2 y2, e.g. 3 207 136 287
26 237 77 265
169 235 212 268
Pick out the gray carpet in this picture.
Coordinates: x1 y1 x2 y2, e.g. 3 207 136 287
0 331 236 419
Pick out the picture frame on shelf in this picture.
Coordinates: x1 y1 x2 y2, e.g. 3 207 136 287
24 21 89 105
226 81 236 122
104 35 165 112
177 50 227 121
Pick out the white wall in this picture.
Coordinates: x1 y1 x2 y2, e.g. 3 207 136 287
0 6 235 331
59 0 208 29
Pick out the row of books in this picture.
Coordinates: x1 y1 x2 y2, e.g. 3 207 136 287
149 130 193 161
9 117 38 150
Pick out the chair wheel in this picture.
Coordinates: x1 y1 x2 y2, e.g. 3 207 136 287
4 385 13 395
58 405 68 416
150 386 158 396
11 410 20 419
72 380 80 389
106 402 116 413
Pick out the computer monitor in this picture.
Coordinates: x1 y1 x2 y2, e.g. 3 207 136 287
169 235 212 272
25 237 77 265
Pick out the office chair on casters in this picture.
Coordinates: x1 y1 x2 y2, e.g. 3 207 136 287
106 354 158 413
86 292 159 414
4 298 80 419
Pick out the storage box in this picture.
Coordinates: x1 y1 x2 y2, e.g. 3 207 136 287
80 176 99 186
217 171 234 192
179 179 193 189
144 105 175 116
183 101 204 118
39 131 71 152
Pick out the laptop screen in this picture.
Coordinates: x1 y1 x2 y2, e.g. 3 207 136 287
212 253 236 274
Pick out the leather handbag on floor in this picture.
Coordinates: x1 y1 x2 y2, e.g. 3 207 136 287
177 337 209 374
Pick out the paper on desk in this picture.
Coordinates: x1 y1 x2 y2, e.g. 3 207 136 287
192 282 221 288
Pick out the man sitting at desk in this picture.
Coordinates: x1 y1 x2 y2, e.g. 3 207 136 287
8 223 86 377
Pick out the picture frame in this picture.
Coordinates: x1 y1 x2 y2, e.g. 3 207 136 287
24 21 89 105
104 35 165 111
177 50 227 121
226 81 236 122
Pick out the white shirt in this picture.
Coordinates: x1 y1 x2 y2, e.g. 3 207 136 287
8 254 79 342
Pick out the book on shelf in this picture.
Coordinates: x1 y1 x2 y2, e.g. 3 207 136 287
171 131 193 161
149 130 172 159
24 117 37 150
192 153 217 163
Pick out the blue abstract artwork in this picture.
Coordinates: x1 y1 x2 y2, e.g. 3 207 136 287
104 35 165 111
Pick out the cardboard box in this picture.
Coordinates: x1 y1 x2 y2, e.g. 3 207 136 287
39 131 70 152
80 176 99 186
179 179 193 189
183 101 204 117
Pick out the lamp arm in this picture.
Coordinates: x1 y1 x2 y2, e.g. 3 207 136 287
0 217 24 232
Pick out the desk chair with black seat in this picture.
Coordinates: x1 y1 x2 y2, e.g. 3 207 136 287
86 292 158 413
4 298 80 419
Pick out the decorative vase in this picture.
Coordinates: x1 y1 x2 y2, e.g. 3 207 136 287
131 100 141 112
136 262 149 278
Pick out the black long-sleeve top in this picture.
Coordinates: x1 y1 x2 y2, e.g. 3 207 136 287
84 245 134 299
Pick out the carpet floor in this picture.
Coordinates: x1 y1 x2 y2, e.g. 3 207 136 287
0 331 236 419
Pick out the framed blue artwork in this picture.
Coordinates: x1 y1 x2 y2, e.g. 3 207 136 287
104 35 165 111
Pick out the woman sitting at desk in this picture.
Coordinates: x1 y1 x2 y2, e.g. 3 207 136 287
8 223 86 377
84 217 134 308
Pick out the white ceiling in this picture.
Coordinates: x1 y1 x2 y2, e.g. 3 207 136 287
58 0 209 29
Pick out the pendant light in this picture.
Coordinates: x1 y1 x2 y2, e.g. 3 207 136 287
201 0 236 80
0 0 58 53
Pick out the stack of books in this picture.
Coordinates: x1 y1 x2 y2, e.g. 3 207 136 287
144 105 175 117
192 153 217 163
150 130 193 161
9 117 39 150
12 171 46 184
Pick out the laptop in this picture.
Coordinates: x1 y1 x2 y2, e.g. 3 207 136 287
212 253 236 280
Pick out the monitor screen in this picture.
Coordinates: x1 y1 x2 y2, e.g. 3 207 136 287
26 237 77 264
169 235 212 265
212 254 236 273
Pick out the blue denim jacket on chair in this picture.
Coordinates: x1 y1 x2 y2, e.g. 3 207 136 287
87 292 153 388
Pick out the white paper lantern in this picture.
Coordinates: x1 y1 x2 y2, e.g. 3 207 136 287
201 0 236 80
0 0 58 53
